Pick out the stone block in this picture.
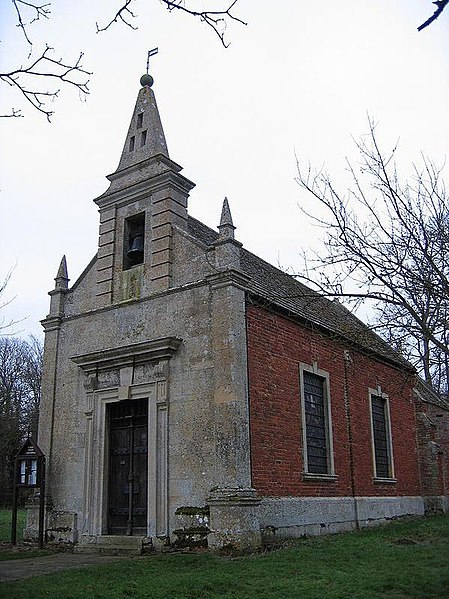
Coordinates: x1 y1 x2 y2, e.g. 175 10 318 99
151 263 171 281
151 222 172 241
97 244 114 259
96 279 112 295
151 249 171 267
98 230 115 246
100 207 116 224
207 488 261 549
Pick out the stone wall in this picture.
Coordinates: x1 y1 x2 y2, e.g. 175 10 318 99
416 400 449 513
258 495 424 543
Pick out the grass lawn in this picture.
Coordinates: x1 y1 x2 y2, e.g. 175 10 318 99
0 510 54 561
1 515 448 598
0 509 26 543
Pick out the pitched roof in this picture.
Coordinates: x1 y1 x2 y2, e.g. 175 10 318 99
188 215 411 369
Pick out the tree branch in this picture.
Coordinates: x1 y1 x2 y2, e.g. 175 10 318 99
96 0 246 47
95 0 138 33
12 0 51 49
418 0 449 31
0 46 91 121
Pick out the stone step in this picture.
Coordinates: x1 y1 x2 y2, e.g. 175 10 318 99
74 535 146 556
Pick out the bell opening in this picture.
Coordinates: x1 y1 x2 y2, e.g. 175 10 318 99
124 212 145 269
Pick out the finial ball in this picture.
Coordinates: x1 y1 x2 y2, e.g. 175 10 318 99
140 74 154 88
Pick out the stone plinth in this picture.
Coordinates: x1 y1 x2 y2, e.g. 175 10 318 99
207 487 261 549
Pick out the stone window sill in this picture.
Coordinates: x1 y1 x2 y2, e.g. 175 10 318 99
302 473 338 482
373 477 397 484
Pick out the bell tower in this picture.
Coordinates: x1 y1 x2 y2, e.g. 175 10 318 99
93 63 195 306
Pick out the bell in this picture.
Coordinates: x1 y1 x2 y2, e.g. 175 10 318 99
127 234 144 262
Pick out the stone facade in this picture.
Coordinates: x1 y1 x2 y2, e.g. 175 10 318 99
33 79 448 551
414 383 449 513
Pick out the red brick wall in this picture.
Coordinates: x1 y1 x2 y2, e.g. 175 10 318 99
246 303 421 498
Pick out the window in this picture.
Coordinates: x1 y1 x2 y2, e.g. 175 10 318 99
19 458 38 485
123 212 145 270
137 112 144 128
140 130 147 147
369 389 394 479
300 364 335 476
129 135 135 152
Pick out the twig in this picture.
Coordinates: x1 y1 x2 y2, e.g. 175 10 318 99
96 0 247 47
12 0 51 47
418 0 449 31
0 46 91 121
96 0 138 33
161 0 246 47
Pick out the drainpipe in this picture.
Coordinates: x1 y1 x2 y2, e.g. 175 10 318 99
343 349 359 529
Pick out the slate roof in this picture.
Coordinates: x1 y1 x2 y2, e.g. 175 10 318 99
188 215 411 369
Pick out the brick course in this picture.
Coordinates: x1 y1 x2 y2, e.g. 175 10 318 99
246 303 421 498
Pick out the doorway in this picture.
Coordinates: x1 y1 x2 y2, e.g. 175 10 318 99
107 398 148 535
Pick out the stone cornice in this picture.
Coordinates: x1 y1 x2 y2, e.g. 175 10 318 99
109 154 182 181
52 277 211 326
40 315 63 332
95 158 195 209
212 237 243 249
206 269 251 291
71 337 182 373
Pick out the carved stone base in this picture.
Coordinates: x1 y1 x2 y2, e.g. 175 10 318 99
206 487 261 549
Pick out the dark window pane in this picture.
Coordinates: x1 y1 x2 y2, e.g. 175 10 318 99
371 396 390 477
303 372 328 474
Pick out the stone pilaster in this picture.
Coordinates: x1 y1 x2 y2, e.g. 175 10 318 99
150 176 192 292
37 257 70 539
206 268 261 547
96 206 116 307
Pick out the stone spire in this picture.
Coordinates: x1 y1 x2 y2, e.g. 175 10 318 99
115 76 169 172
43 255 69 323
218 197 236 240
54 256 69 291
94 70 196 301
215 198 241 270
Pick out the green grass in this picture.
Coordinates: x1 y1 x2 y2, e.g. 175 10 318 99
0 509 26 543
1 515 449 598
0 549 54 562
0 509 54 560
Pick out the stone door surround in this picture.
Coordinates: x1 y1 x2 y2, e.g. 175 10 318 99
71 337 181 540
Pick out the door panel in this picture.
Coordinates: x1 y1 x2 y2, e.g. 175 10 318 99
107 398 148 535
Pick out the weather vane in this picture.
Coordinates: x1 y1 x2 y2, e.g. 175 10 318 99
146 47 158 74
140 47 158 88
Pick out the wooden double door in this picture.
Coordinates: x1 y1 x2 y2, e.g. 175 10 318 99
107 398 148 535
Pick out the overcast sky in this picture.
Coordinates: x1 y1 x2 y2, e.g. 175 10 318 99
1 0 448 339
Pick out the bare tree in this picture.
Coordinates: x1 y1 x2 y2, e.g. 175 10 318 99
296 120 449 393
1 0 245 121
0 335 43 506
0 270 21 332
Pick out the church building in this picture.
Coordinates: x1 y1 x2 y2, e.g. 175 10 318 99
33 72 448 552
